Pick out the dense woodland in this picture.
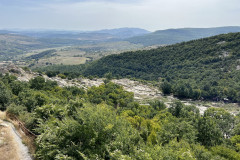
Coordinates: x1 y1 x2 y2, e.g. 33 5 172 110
38 32 240 103
1 74 240 159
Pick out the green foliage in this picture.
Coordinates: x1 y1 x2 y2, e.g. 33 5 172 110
1 74 240 159
204 108 235 138
26 49 56 60
58 73 66 79
17 90 49 112
29 76 46 90
0 80 12 110
168 101 184 118
231 135 240 152
35 104 141 160
7 103 27 116
197 117 223 146
87 82 134 108
10 80 28 95
161 81 172 94
149 100 166 111
211 145 240 160
65 86 85 96
29 76 57 90
159 119 198 144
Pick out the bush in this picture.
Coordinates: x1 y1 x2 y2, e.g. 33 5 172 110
7 103 26 116
161 81 172 94
0 81 12 110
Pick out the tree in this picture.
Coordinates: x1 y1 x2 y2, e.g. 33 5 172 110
211 146 240 160
168 101 184 118
159 120 197 144
230 135 240 152
35 104 141 160
10 80 27 95
0 81 12 110
161 81 172 94
149 100 166 111
87 82 134 108
204 108 235 138
30 76 46 90
197 117 223 146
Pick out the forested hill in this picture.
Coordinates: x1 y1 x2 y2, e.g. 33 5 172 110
127 26 240 46
82 32 240 102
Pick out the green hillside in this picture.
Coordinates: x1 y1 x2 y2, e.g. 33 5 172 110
127 26 240 46
84 32 240 102
41 32 240 102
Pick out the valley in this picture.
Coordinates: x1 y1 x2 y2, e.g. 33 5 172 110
1 29 240 160
2 0 240 158
19 41 143 68
2 26 240 69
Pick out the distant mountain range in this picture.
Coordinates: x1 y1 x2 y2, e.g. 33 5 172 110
0 28 150 40
126 26 240 46
2 26 240 46
92 28 150 39
1 26 240 61
0 27 150 61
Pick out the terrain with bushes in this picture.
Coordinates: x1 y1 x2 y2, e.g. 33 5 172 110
0 73 240 159
38 32 240 103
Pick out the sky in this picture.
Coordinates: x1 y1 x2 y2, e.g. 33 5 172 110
0 0 240 31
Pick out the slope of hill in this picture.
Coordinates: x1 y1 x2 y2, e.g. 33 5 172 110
42 32 240 102
127 26 240 46
0 34 40 60
84 32 240 101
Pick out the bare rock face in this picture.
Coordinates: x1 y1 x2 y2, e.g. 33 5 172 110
0 62 10 74
0 63 37 81
112 79 162 101
237 65 240 70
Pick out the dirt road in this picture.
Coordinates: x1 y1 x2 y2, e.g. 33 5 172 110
0 111 32 160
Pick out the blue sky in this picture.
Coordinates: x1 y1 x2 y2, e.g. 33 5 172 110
1 0 240 31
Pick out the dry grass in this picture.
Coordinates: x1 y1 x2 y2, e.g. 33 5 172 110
21 135 36 155
0 111 6 120
37 56 88 65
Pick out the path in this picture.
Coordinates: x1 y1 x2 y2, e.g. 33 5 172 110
0 111 32 160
